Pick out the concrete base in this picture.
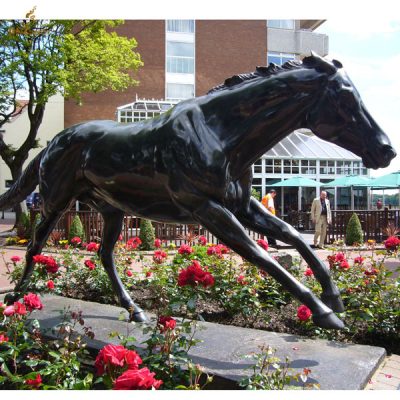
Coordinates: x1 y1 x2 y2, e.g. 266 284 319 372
1 294 386 390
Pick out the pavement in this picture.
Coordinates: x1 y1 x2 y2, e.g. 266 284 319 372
0 212 399 390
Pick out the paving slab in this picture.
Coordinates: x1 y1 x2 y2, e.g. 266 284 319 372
0 294 386 390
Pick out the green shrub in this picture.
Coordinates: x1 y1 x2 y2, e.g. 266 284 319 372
139 219 155 250
16 212 31 239
69 215 86 242
345 213 363 245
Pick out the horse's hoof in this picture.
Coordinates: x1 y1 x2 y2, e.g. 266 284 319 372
130 310 148 323
4 292 18 305
321 293 345 313
313 311 344 330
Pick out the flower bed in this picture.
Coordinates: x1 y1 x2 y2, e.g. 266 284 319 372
1 235 399 389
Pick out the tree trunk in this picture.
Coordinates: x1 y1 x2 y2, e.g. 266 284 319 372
10 165 24 229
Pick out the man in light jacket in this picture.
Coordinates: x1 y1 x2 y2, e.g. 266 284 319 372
310 191 331 249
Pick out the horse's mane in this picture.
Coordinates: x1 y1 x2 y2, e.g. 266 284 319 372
207 60 303 94
207 54 341 95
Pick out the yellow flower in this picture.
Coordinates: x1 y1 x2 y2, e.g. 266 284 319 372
18 239 28 245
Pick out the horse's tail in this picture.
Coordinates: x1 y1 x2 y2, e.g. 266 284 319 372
0 150 44 211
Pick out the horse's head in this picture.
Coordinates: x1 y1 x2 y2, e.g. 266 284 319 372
305 53 396 169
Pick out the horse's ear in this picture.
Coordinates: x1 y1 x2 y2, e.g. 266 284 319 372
256 66 269 75
332 59 343 69
303 52 337 75
225 74 242 87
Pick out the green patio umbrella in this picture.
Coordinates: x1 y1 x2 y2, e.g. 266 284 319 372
269 177 323 187
269 177 322 212
369 171 400 208
322 175 373 187
369 171 400 188
322 175 373 210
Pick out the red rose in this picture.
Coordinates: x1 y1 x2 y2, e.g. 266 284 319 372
118 234 123 241
124 349 143 370
158 316 177 332
304 268 314 277
353 256 365 265
0 334 9 343
198 236 207 246
126 270 133 277
11 255 22 263
3 305 15 316
126 237 142 250
113 368 162 390
154 238 162 248
178 260 215 288
257 239 269 251
297 305 312 321
84 259 96 270
86 242 100 252
47 280 55 290
70 236 82 245
335 253 346 262
237 274 248 285
207 245 222 258
23 293 43 312
13 301 27 315
145 271 152 278
178 244 193 255
384 236 400 251
95 344 130 376
153 250 167 264
339 260 350 269
33 254 59 273
364 268 378 276
26 374 42 388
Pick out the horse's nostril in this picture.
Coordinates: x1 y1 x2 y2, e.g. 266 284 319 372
383 145 397 162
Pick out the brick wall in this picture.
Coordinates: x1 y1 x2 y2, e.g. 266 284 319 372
64 20 267 127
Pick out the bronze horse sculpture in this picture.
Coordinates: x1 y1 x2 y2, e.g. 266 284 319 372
0 53 396 329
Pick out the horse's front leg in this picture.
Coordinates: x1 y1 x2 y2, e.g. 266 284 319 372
237 197 344 313
193 200 344 329
98 209 147 322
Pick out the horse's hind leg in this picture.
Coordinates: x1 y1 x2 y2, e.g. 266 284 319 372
4 210 64 304
238 198 344 313
97 208 147 322
192 199 344 329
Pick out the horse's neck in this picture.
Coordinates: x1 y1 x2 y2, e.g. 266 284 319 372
205 80 313 177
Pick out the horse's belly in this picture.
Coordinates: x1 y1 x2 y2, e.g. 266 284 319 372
89 183 194 224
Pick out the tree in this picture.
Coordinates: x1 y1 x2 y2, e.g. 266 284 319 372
0 10 143 224
139 219 155 251
345 213 363 246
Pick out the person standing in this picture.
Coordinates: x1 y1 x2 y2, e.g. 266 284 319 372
310 191 331 249
261 189 277 246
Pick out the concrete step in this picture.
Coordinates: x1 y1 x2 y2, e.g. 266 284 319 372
0 294 386 390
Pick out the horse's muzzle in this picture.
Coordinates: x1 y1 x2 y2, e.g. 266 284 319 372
381 145 397 167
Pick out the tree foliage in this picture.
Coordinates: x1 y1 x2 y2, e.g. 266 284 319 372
0 10 143 224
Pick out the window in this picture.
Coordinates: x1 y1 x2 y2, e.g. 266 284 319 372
283 159 291 174
265 159 273 173
267 20 295 29
292 160 299 174
273 159 282 174
267 52 295 66
166 20 195 33
253 159 262 174
166 83 194 100
166 41 194 74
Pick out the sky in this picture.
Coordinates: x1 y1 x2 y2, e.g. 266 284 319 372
315 18 400 178
2 0 400 180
